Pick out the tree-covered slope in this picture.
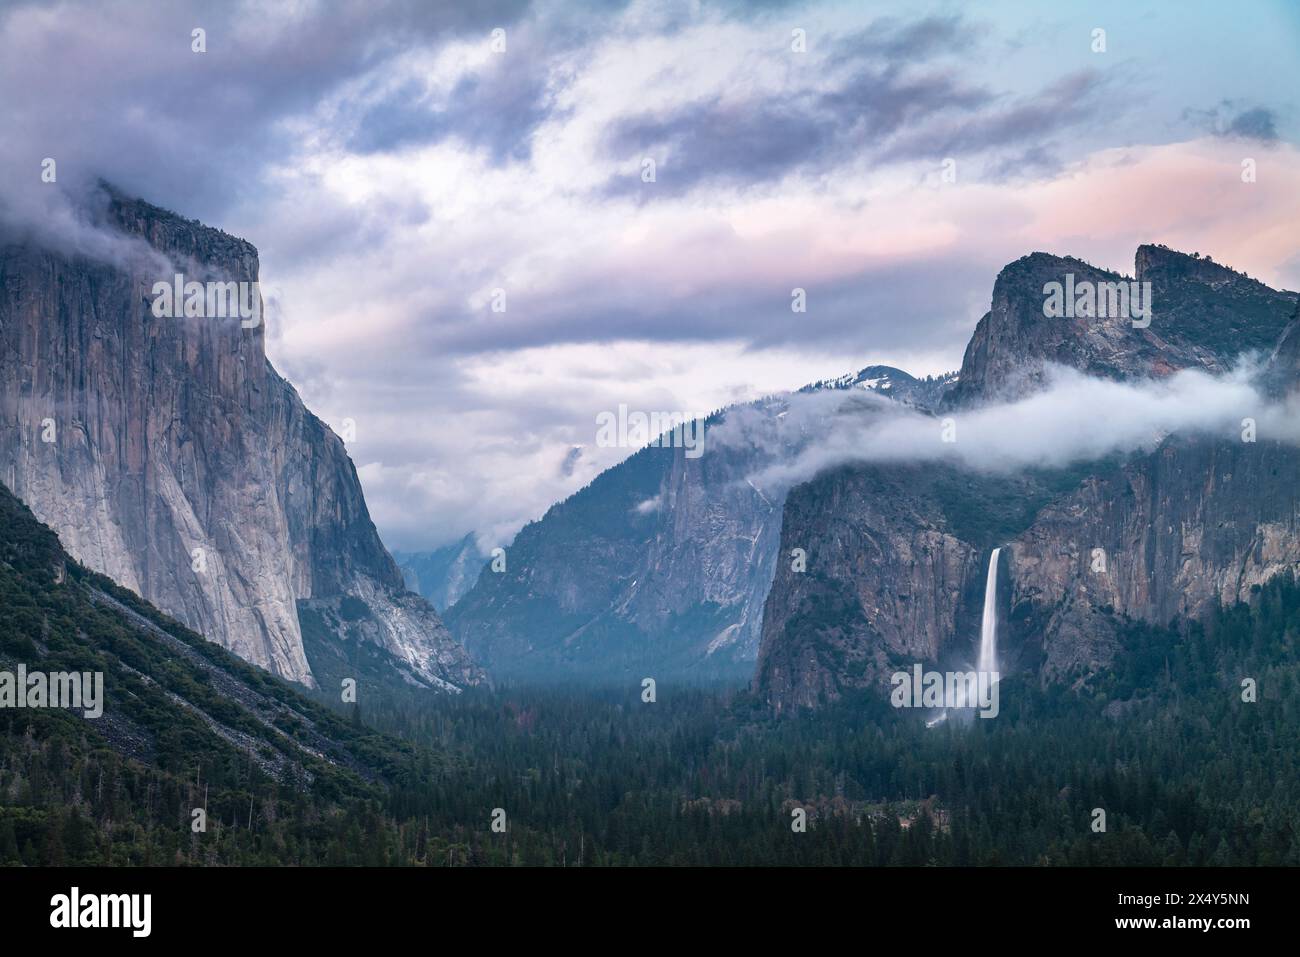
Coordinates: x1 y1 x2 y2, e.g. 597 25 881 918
0 480 444 864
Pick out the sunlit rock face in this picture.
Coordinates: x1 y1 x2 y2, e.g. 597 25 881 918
0 187 483 691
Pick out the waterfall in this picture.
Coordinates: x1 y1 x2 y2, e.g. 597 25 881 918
926 546 1003 722
977 547 1001 679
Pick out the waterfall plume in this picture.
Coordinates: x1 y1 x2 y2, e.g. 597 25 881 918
978 547 1002 679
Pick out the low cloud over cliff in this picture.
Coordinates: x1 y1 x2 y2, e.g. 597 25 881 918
748 361 1300 493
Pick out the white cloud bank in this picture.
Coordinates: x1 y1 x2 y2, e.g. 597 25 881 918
749 361 1300 493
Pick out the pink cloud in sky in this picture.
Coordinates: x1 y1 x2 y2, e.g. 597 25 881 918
514 137 1299 326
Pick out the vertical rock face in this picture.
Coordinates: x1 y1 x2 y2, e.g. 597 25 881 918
0 188 483 690
757 246 1300 711
395 533 484 612
446 413 786 681
754 458 1104 710
1263 312 1300 398
446 379 957 683
1007 438 1300 681
754 463 981 712
944 246 1294 408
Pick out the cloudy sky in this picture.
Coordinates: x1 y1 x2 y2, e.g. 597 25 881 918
1 0 1297 553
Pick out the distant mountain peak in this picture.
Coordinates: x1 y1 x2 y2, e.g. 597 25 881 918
802 364 958 411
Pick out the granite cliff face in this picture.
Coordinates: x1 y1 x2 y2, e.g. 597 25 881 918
0 188 482 691
396 533 484 612
754 463 979 710
1006 436 1300 681
944 245 1293 408
754 457 1109 710
447 375 955 682
446 410 786 681
757 246 1299 711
